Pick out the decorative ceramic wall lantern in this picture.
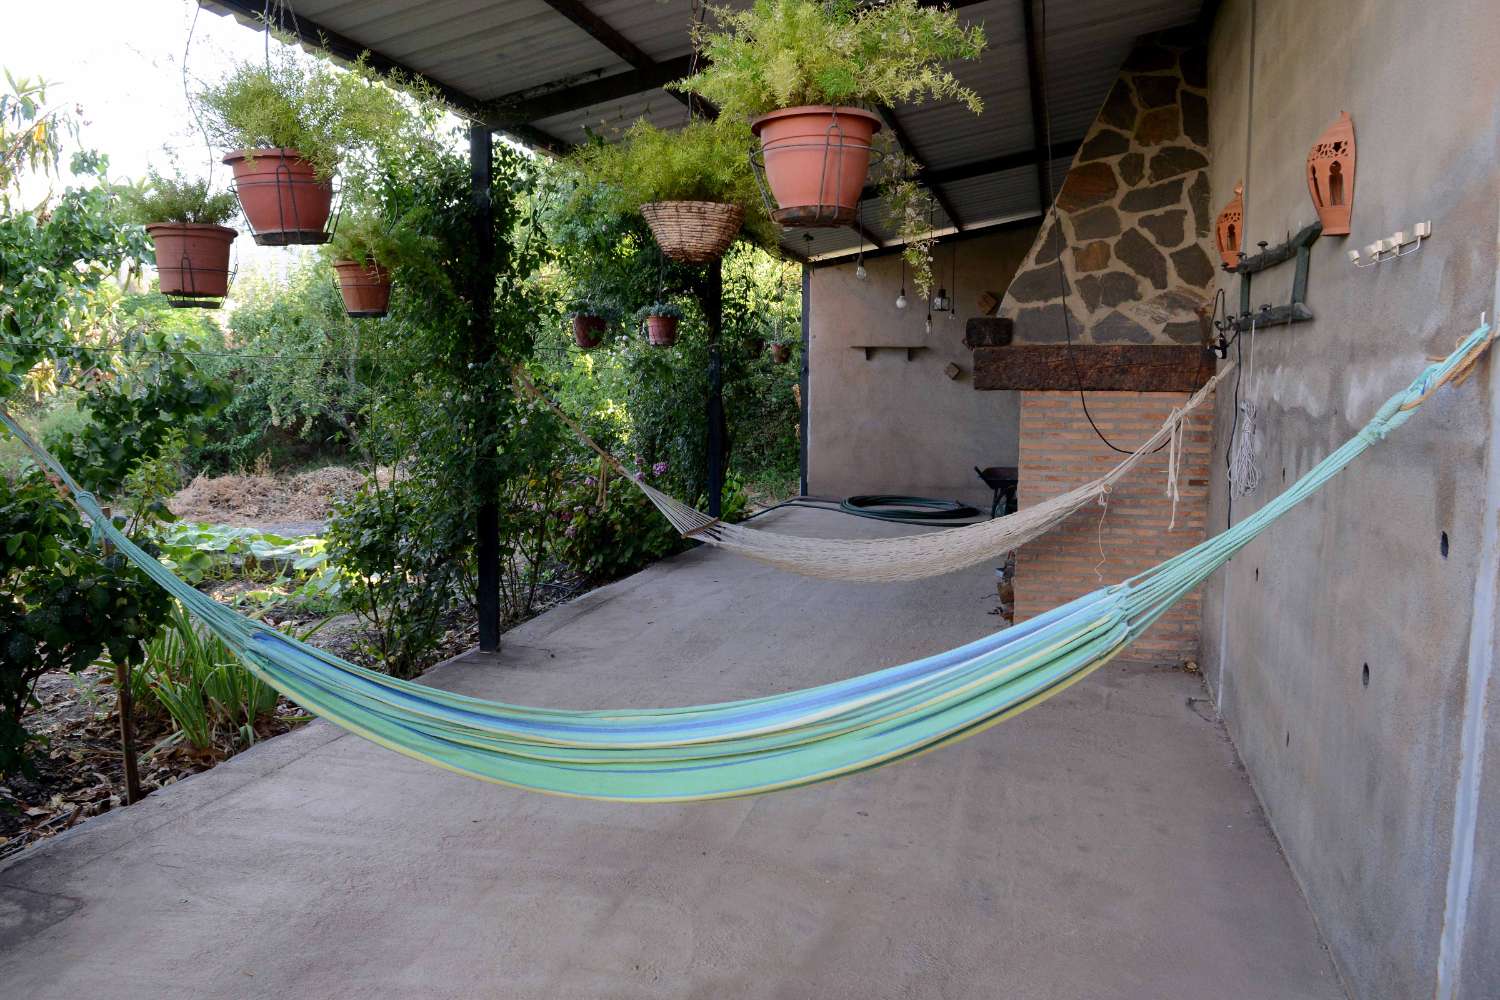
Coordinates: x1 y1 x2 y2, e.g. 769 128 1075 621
1215 182 1244 269
1307 112 1356 236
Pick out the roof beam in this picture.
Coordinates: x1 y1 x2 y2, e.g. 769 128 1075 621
535 0 694 111
808 213 1045 268
849 219 886 250
491 56 696 127
201 0 491 121
1020 0 1058 210
856 137 1082 203
876 103 966 230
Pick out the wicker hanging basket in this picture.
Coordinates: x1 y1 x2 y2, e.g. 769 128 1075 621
640 201 745 264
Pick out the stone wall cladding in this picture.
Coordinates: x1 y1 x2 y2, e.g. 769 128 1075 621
1001 32 1213 346
1015 391 1212 666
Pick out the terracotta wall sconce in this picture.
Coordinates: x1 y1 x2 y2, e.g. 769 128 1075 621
1215 182 1244 269
1307 112 1356 236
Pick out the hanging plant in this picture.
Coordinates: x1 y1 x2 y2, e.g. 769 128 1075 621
568 299 615 350
565 119 771 261
674 0 985 226
197 50 430 246
326 210 403 317
122 167 239 307
636 302 685 347
768 339 793 364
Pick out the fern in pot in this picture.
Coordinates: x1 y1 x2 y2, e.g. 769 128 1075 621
198 50 415 246
122 167 239 307
675 0 985 227
326 211 403 318
636 301 685 348
567 119 772 263
567 298 617 350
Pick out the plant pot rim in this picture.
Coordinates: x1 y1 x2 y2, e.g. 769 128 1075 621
333 259 393 276
222 147 310 165
144 222 238 238
750 105 884 136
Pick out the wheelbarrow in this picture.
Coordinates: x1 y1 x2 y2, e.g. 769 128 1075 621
974 465 1019 519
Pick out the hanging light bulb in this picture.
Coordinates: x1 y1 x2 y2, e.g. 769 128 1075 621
925 313 932 334
896 288 907 309
947 242 959 319
855 247 867 281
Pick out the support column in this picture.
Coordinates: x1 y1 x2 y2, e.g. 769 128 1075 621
702 258 726 517
470 125 501 653
799 263 810 497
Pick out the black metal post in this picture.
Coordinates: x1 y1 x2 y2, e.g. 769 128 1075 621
702 258 726 517
799 263 810 497
470 125 501 653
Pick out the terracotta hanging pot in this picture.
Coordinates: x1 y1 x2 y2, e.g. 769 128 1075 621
145 223 236 305
645 315 679 348
1214 182 1244 269
751 106 883 227
769 343 792 364
224 148 334 246
572 315 607 350
1306 112 1355 236
333 261 393 318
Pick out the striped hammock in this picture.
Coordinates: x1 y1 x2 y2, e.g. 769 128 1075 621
514 363 1229 583
2 324 1489 802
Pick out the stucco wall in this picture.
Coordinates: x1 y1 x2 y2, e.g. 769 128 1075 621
806 227 1037 507
1200 3 1500 999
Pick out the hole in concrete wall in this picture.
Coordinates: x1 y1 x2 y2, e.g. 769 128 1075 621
1282 467 1287 483
1285 730 1290 747
1254 567 1259 581
1441 531 1449 558
1362 663 1370 688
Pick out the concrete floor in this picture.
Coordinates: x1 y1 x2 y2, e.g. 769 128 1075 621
0 508 1344 999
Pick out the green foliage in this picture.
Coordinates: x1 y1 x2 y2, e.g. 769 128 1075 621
46 329 231 497
550 466 686 581
325 476 470 678
120 167 238 225
197 48 439 181
0 71 74 202
325 209 406 268
192 265 370 471
0 473 173 778
0 150 150 402
134 602 281 755
564 119 774 247
635 301 685 321
675 0 986 118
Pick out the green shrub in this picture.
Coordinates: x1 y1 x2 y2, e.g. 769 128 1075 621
551 465 686 582
674 0 986 118
0 473 173 778
121 167 238 225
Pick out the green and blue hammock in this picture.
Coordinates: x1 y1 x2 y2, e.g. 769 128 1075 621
3 324 1490 802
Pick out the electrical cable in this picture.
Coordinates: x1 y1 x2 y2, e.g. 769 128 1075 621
1035 0 1165 456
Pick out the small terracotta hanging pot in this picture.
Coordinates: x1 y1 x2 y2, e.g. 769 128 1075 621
1214 182 1244 269
645 315 679 347
572 315 606 350
333 261 392 317
769 343 792 365
1307 112 1355 236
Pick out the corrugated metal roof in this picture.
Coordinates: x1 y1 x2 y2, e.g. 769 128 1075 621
204 0 1202 257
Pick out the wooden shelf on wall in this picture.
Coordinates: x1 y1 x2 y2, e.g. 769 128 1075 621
851 345 930 362
972 344 1216 391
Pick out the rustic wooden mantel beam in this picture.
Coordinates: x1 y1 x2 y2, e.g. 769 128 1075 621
972 345 1216 392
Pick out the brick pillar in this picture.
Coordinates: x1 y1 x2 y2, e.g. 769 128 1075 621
1015 390 1213 666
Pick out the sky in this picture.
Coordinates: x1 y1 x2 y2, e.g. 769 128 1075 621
1 0 337 280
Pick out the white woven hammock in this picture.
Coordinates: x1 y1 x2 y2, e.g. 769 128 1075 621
517 366 1227 583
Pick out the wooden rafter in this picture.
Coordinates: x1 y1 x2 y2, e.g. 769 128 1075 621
535 0 695 111
875 103 965 230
